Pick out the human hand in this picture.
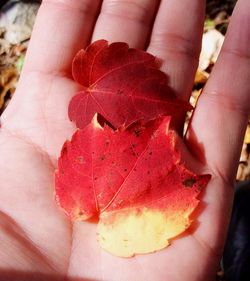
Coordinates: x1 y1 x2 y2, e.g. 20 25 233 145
0 1 249 280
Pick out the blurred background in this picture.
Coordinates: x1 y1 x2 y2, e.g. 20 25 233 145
0 1 249 281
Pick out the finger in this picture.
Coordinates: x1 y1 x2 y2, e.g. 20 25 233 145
187 0 250 183
23 0 101 76
147 0 205 100
92 0 159 48
186 0 250 254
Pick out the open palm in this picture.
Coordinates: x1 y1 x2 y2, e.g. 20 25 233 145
0 1 249 280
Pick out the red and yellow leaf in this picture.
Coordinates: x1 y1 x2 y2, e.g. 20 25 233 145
55 116 210 257
68 40 192 129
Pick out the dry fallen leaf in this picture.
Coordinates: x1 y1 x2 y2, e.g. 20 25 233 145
198 29 224 71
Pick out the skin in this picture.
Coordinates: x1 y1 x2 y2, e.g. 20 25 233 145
0 0 249 280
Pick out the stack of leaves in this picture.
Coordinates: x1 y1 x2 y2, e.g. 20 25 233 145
55 40 211 257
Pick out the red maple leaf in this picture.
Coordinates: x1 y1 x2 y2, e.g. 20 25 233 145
55 116 210 257
68 40 192 129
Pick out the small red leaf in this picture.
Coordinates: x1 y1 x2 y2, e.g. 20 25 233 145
69 40 192 129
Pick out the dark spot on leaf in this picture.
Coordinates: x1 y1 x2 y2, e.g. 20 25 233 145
149 151 152 155
117 199 124 206
134 128 141 137
117 89 123 95
146 183 152 191
198 184 203 191
76 156 85 164
124 168 127 172
131 144 136 148
147 171 150 175
99 155 105 160
183 178 196 187
94 177 98 181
